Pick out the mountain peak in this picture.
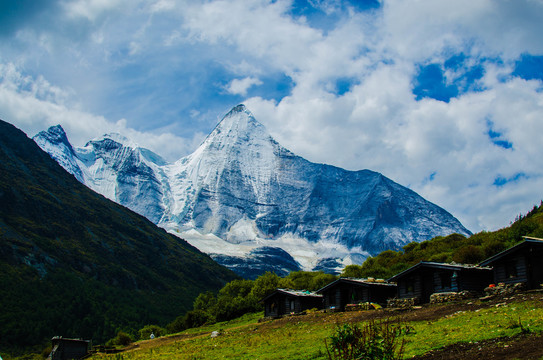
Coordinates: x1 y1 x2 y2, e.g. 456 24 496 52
34 125 71 148
216 104 260 131
88 132 137 149
32 124 85 182
200 104 272 152
226 103 248 116
34 106 471 277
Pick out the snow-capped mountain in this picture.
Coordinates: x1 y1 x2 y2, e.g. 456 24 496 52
34 105 471 278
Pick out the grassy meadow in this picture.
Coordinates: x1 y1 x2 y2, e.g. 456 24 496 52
89 293 543 360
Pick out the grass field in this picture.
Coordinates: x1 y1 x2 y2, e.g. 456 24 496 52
89 292 543 359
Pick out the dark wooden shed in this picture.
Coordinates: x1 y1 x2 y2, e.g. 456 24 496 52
48 337 89 360
262 289 323 318
480 237 543 289
388 262 493 304
316 278 397 311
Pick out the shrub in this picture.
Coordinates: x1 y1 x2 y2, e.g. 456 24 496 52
250 272 281 300
325 319 405 360
138 324 166 340
166 315 186 334
193 291 217 312
453 245 485 264
341 265 365 278
183 309 212 329
107 331 133 347
428 252 450 263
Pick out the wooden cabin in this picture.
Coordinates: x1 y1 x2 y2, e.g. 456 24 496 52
316 278 397 311
48 337 89 360
388 262 492 304
262 289 323 318
480 237 543 290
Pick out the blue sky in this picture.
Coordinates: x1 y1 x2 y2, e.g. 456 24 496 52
1 0 543 233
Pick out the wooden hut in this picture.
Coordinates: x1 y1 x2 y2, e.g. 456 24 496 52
262 289 323 318
48 337 89 360
388 262 492 304
480 237 543 289
316 278 397 311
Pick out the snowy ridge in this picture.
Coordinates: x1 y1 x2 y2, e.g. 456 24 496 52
34 104 471 277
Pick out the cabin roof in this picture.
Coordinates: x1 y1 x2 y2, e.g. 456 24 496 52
387 261 492 282
262 288 322 302
316 277 396 294
480 236 543 266
51 336 90 344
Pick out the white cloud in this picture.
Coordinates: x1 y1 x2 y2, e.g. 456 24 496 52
381 0 543 61
180 0 324 71
2 0 543 235
0 62 196 162
225 77 263 96
61 0 129 21
246 56 543 232
150 0 176 13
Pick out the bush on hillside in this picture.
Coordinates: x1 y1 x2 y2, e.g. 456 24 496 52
106 331 132 346
325 319 405 360
249 271 281 300
280 271 337 291
341 265 365 278
452 245 485 264
138 325 166 340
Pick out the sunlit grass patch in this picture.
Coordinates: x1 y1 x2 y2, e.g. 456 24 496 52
90 298 543 360
402 300 543 358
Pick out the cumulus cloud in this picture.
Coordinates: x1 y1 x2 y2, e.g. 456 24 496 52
246 61 543 232
0 62 197 162
225 77 263 96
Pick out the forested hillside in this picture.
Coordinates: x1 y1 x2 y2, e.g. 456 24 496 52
342 202 543 280
0 119 237 355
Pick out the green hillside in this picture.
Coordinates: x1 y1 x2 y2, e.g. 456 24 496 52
0 120 237 355
82 202 543 360
86 292 543 360
342 202 543 280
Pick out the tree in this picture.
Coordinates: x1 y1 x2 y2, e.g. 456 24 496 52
183 310 212 329
138 325 166 340
453 245 485 265
280 271 334 291
218 279 254 298
341 265 365 278
310 272 337 290
193 291 217 312
250 272 280 300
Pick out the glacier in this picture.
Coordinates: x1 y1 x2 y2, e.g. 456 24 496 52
34 104 471 278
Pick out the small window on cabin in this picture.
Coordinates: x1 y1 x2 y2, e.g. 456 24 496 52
440 273 452 289
505 260 518 279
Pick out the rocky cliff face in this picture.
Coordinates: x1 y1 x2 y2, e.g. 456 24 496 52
34 104 471 277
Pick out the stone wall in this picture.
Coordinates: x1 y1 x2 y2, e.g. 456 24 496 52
429 291 476 304
387 297 417 308
484 282 526 297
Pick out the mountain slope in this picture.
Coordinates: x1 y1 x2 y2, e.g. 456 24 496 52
34 105 471 276
0 119 237 353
